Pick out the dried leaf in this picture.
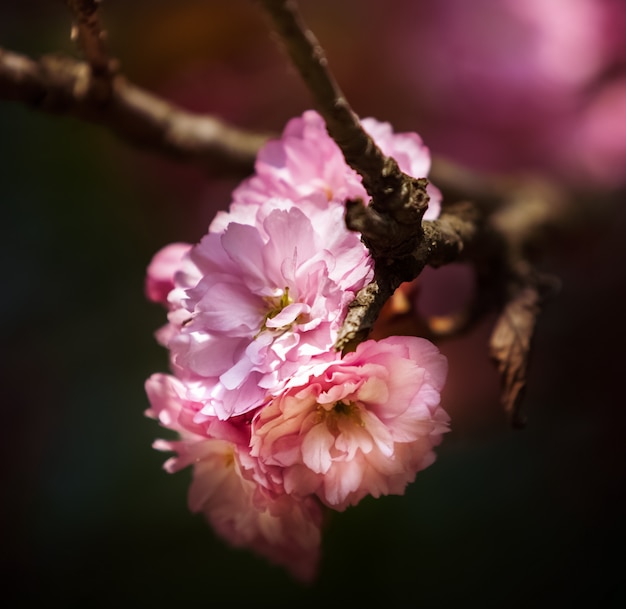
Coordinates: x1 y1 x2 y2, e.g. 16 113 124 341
489 286 542 427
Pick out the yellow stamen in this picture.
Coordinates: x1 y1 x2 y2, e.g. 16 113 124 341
316 400 364 434
256 287 293 336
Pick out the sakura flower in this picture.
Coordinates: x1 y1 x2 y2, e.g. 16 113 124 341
145 242 203 353
210 110 441 233
169 200 373 419
145 242 193 306
250 336 449 511
145 373 252 448
145 373 323 583
144 109 451 580
191 445 323 583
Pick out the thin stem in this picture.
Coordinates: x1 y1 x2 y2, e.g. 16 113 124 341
65 0 117 86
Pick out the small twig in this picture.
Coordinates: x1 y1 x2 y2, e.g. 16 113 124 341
65 0 116 77
65 0 118 103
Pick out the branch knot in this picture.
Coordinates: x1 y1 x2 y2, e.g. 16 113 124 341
345 176 430 260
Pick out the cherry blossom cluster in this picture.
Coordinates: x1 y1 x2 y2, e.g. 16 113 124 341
145 110 449 581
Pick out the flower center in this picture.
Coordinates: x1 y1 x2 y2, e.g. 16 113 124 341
257 287 293 335
317 400 363 434
223 446 235 468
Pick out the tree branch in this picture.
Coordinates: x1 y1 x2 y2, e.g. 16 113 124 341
336 202 480 352
258 0 430 258
0 47 268 175
256 0 571 427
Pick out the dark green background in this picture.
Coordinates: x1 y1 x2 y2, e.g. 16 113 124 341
2 2 625 607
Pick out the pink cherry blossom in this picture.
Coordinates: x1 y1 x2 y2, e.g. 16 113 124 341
145 373 252 447
249 336 449 511
144 110 452 579
167 200 373 419
210 110 441 233
145 373 323 582
144 242 203 352
145 242 193 305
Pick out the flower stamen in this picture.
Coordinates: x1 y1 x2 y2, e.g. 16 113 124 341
257 287 293 336
316 400 363 434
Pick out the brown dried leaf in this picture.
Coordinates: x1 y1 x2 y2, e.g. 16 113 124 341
489 286 542 428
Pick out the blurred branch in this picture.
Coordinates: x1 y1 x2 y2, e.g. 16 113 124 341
0 47 268 175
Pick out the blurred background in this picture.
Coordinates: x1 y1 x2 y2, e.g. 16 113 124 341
1 0 625 606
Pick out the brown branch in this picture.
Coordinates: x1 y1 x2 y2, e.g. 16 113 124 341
336 202 480 352
257 1 568 427
0 47 268 176
259 0 430 258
